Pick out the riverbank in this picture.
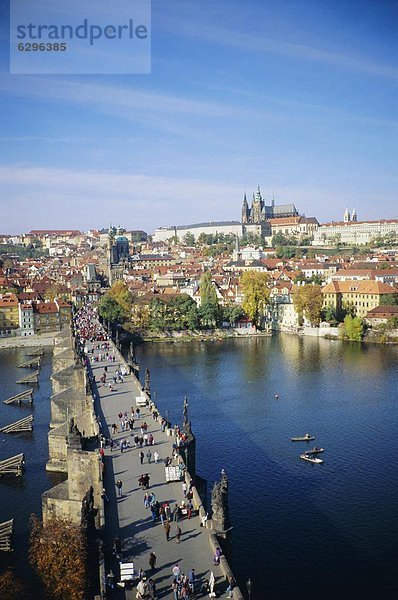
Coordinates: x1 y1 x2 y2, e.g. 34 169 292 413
276 324 398 344
0 333 55 349
141 329 272 343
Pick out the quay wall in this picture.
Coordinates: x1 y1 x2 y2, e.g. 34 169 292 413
0 332 55 348
42 327 102 526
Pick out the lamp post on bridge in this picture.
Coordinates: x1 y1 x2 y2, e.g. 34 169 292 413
247 578 253 600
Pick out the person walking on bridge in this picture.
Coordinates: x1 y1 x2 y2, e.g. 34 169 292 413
149 551 157 572
116 479 123 498
175 525 182 544
164 520 171 541
172 563 181 580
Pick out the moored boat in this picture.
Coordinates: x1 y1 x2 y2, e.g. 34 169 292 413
291 433 315 442
300 453 323 464
304 447 324 455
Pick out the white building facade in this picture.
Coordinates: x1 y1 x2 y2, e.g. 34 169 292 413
312 219 398 246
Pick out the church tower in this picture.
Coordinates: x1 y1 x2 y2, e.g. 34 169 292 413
107 224 115 264
252 185 262 223
241 193 249 224
351 208 357 222
343 207 350 222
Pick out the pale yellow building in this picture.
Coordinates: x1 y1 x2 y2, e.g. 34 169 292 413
322 280 398 318
0 293 19 335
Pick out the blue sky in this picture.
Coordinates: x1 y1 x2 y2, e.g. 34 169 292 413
0 0 397 234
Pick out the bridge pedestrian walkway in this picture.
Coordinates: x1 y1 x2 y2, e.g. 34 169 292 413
91 345 228 599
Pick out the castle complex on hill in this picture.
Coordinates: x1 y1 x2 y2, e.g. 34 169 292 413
152 185 318 243
241 185 299 223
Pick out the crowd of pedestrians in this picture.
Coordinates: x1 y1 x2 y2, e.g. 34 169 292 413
73 305 232 599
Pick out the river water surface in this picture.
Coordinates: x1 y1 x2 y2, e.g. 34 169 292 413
136 334 398 600
0 347 60 595
1 336 397 599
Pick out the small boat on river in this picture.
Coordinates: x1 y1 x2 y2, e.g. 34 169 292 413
300 453 323 464
291 433 315 442
304 447 324 455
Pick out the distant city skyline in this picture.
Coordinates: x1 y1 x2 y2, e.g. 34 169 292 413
1 0 397 234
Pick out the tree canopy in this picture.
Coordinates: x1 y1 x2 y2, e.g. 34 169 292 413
222 304 244 327
293 284 323 326
183 232 195 246
340 314 364 341
148 294 199 331
241 271 270 328
0 569 27 599
0 244 48 260
29 515 87 600
98 281 133 323
98 294 125 323
199 272 220 327
108 281 133 316
380 293 398 306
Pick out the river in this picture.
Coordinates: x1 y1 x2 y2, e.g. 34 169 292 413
0 346 62 596
136 334 398 600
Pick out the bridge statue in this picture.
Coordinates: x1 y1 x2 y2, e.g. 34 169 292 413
183 396 188 425
144 368 151 398
81 485 96 533
211 469 230 537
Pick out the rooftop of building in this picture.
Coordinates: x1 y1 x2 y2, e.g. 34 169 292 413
322 280 398 294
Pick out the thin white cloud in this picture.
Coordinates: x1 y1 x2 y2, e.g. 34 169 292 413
207 85 398 129
0 76 265 122
161 18 398 82
0 165 243 231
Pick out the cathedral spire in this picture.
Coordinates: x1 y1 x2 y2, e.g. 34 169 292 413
242 192 249 223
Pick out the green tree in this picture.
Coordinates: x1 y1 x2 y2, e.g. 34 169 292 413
342 301 356 318
272 232 290 246
340 314 364 341
0 244 48 260
322 304 340 325
379 293 398 306
241 271 270 328
275 246 296 259
29 515 87 600
222 304 244 327
293 284 323 326
149 297 170 330
183 232 195 246
386 316 398 328
294 273 324 285
148 295 199 331
199 272 220 327
170 294 199 330
108 281 133 317
98 294 124 323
